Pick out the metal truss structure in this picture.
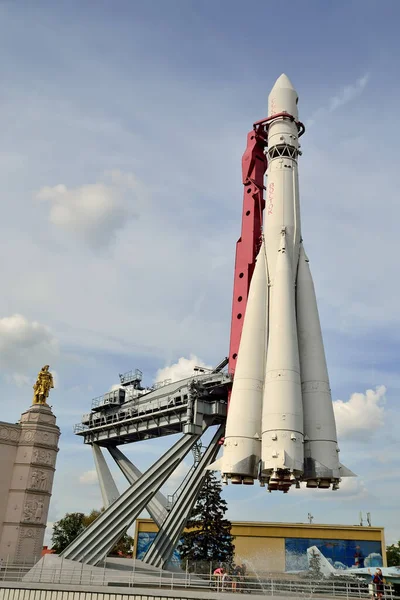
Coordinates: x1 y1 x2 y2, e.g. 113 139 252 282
62 366 231 567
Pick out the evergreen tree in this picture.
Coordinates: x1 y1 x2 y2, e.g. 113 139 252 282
179 472 234 570
308 548 323 579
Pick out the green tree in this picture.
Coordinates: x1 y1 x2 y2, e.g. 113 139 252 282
51 512 86 554
179 472 234 571
51 509 133 556
111 534 134 556
387 542 400 567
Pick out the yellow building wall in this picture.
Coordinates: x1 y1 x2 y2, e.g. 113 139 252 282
134 519 386 572
233 536 285 572
230 522 384 543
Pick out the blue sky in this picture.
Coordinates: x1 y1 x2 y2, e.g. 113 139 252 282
0 0 399 551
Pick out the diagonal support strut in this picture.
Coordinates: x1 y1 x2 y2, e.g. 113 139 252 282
143 424 225 568
61 432 203 565
108 446 168 527
92 443 120 507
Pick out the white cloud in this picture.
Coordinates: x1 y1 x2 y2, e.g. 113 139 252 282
295 473 368 502
44 521 54 546
155 354 213 383
107 169 142 190
333 386 386 441
325 476 368 500
8 373 31 388
79 469 98 485
328 73 370 112
109 383 122 391
163 461 192 494
36 171 141 248
307 73 370 126
0 314 59 377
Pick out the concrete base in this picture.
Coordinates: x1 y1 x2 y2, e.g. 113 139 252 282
8 554 380 600
0 580 351 600
23 554 208 588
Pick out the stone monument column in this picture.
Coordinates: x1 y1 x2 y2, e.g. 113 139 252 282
0 403 60 563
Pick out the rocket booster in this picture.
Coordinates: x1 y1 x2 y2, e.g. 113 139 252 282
209 74 353 492
210 243 267 485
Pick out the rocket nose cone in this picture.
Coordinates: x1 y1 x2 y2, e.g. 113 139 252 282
268 73 299 117
272 73 296 92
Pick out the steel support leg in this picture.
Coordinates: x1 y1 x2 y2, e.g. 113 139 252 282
108 446 168 527
61 432 203 565
143 424 224 568
92 443 120 507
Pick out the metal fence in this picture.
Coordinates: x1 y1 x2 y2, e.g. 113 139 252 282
0 561 399 599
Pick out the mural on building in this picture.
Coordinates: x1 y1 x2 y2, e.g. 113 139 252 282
285 538 383 572
136 532 181 565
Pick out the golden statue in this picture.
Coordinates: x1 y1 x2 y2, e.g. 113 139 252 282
33 365 54 405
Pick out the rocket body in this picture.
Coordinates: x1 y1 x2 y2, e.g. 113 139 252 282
264 74 301 282
209 74 353 492
261 230 304 490
215 245 267 484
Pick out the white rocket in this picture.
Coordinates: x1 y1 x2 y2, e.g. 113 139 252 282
209 74 353 492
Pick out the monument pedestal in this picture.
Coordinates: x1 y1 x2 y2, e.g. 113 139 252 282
0 403 60 564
